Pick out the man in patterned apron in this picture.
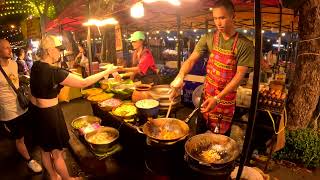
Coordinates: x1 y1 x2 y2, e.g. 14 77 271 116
170 0 254 135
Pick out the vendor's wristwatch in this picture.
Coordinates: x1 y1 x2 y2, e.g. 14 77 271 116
213 96 221 104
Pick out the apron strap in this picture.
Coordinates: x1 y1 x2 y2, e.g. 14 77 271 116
213 31 239 52
231 32 239 52
213 31 220 47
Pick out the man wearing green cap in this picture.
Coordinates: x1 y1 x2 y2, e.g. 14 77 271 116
119 31 160 84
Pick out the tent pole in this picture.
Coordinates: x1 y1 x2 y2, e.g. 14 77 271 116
205 19 209 33
59 24 64 68
177 15 181 70
276 4 283 73
87 0 93 75
236 0 261 178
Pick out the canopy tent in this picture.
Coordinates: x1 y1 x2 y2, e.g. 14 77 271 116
45 0 86 33
45 0 298 34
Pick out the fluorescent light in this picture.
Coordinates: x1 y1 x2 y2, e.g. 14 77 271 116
272 44 284 47
143 0 181 6
83 18 118 26
100 18 118 25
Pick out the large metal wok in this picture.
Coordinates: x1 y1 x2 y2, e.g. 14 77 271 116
185 133 240 166
136 108 199 143
192 84 203 108
84 126 119 153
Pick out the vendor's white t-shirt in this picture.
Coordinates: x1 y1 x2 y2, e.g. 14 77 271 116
0 60 26 121
79 54 88 67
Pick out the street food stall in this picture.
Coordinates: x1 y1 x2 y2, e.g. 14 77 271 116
43 0 297 179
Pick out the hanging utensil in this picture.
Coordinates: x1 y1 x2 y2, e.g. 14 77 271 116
185 107 200 123
214 114 223 134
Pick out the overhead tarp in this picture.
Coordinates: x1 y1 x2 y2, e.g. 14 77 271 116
45 0 86 33
46 0 298 33
120 0 298 32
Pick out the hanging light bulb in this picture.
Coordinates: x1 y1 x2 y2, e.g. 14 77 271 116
131 2 144 18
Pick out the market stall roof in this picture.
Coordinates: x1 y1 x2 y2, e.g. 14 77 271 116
46 0 298 33
45 0 86 33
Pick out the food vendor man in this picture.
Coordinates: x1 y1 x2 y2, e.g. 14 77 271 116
119 31 160 84
170 0 254 135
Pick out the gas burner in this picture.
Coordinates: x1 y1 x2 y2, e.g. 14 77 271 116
146 138 185 151
184 153 235 179
144 144 184 176
89 144 122 160
146 137 180 147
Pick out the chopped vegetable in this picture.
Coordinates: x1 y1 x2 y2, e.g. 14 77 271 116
81 88 103 97
135 99 159 109
87 92 114 102
72 119 91 129
87 132 115 144
201 148 221 163
113 104 137 117
99 98 122 108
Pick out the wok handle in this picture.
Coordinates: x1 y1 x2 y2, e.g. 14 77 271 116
136 126 144 134
185 107 200 123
